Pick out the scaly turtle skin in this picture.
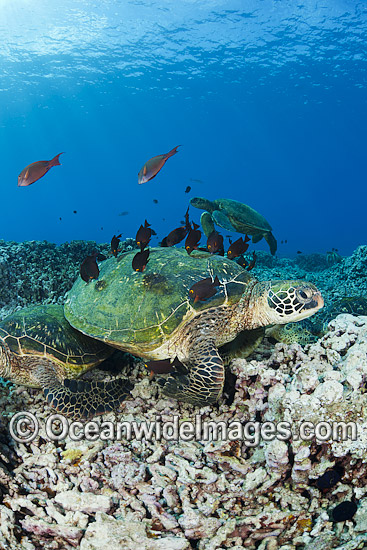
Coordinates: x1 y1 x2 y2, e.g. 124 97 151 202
0 304 132 418
267 296 367 346
64 247 323 406
190 197 278 255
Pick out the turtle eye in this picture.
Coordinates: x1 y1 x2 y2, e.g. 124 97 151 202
296 288 313 302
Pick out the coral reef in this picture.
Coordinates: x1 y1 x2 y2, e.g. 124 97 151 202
0 241 366 549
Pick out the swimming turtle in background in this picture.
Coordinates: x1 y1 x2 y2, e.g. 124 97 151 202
266 296 367 345
0 304 132 418
190 197 278 255
64 247 323 406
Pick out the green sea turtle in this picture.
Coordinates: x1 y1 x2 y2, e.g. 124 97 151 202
64 247 323 406
0 304 132 417
190 197 278 255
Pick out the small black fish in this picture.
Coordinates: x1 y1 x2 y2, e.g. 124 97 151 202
101 227 103 230
207 230 224 254
285 239 288 244
145 359 175 375
59 217 62 221
297 250 302 254
153 199 158 204
185 185 191 193
145 357 188 379
136 220 152 251
227 237 249 259
189 275 221 303
80 253 99 283
73 210 77 214
185 222 201 255
247 251 257 271
132 248 150 272
118 211 129 216
236 255 248 269
165 226 188 247
331 501 357 522
281 240 284 244
315 470 341 490
111 234 122 257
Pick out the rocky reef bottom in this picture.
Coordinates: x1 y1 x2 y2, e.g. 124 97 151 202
0 240 366 550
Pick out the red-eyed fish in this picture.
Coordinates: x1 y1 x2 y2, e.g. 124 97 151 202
189 275 221 303
111 234 122 257
18 152 64 187
138 146 180 184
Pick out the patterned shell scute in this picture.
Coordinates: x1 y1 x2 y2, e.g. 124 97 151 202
64 247 253 350
0 304 110 368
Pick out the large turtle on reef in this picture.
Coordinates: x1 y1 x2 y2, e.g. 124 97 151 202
0 304 132 418
64 247 323 406
190 197 278 255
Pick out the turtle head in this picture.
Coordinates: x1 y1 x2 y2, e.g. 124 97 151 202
243 280 324 329
190 197 216 213
266 280 324 324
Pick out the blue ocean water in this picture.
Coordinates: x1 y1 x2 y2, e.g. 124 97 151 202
0 0 366 256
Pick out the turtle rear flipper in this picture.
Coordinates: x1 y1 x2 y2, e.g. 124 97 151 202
264 231 277 255
34 361 132 418
162 339 224 406
212 210 236 232
44 378 133 419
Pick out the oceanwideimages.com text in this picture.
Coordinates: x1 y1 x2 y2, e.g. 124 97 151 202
9 412 358 446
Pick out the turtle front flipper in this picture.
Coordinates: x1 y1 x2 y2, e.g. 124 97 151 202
162 339 224 406
212 210 236 232
34 361 132 419
200 212 215 238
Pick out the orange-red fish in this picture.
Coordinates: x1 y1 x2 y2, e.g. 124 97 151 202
189 275 221 303
18 153 64 187
138 146 180 184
